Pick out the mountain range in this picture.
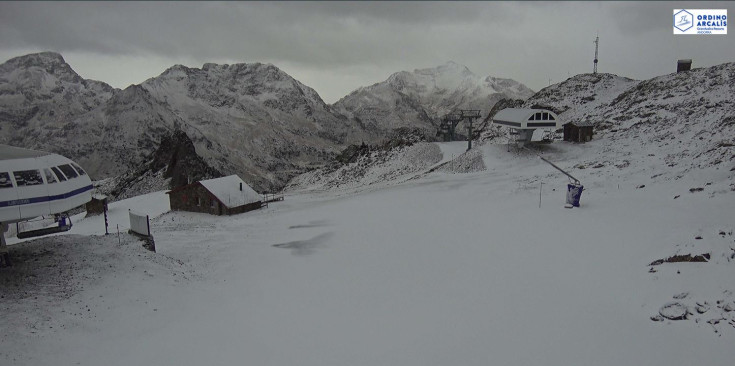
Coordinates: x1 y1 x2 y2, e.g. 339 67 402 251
0 53 533 191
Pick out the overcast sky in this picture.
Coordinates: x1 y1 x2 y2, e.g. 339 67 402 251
1 1 732 103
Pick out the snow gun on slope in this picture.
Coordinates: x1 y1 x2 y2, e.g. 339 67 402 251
522 146 583 208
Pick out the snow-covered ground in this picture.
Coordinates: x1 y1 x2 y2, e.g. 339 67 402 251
2 140 734 365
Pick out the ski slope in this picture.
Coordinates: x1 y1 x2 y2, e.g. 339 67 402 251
2 140 734 366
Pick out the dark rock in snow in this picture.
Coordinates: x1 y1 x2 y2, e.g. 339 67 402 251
649 253 710 266
659 302 689 320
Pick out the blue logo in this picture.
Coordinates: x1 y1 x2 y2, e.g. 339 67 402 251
674 9 694 32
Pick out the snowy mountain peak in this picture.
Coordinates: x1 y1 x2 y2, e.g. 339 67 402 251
3 51 67 69
416 60 473 76
0 51 90 86
334 62 535 133
105 84 155 107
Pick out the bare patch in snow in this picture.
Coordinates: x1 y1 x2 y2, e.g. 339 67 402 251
273 232 334 256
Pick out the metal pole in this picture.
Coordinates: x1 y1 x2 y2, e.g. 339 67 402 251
467 118 473 151
537 155 581 185
103 204 109 235
539 182 543 208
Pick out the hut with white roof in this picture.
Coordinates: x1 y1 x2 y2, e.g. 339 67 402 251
166 175 262 216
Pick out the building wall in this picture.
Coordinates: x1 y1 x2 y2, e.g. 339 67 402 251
579 126 593 142
225 201 263 215
168 183 223 215
563 125 593 143
169 183 263 216
85 199 107 216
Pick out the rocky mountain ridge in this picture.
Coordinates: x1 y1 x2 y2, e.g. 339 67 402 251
140 62 373 190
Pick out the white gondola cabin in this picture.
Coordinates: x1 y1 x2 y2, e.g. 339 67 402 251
0 144 93 224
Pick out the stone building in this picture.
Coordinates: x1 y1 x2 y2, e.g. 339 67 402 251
166 175 262 216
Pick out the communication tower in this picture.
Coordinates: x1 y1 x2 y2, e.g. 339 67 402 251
593 35 599 74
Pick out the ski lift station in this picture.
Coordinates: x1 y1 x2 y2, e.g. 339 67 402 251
1 144 93 264
492 108 563 145
0 144 92 225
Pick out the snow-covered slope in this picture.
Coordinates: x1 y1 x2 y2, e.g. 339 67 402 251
333 61 535 133
523 65 735 179
2 137 734 366
524 72 640 120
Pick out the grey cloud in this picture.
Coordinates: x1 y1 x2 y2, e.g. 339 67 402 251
1 1 733 103
609 1 732 35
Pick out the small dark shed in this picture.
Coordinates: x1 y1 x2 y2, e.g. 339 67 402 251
85 194 108 217
166 175 262 216
677 59 692 73
563 121 594 143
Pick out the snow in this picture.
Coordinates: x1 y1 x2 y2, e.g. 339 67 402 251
2 137 735 365
197 174 261 208
435 141 468 164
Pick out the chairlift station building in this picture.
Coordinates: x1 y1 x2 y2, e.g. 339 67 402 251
492 108 563 143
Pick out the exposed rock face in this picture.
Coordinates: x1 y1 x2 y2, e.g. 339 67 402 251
154 130 222 189
108 130 222 200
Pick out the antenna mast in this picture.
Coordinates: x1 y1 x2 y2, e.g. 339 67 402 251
593 34 599 74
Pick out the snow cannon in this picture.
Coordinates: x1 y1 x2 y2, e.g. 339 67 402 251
565 183 584 208
531 153 584 209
